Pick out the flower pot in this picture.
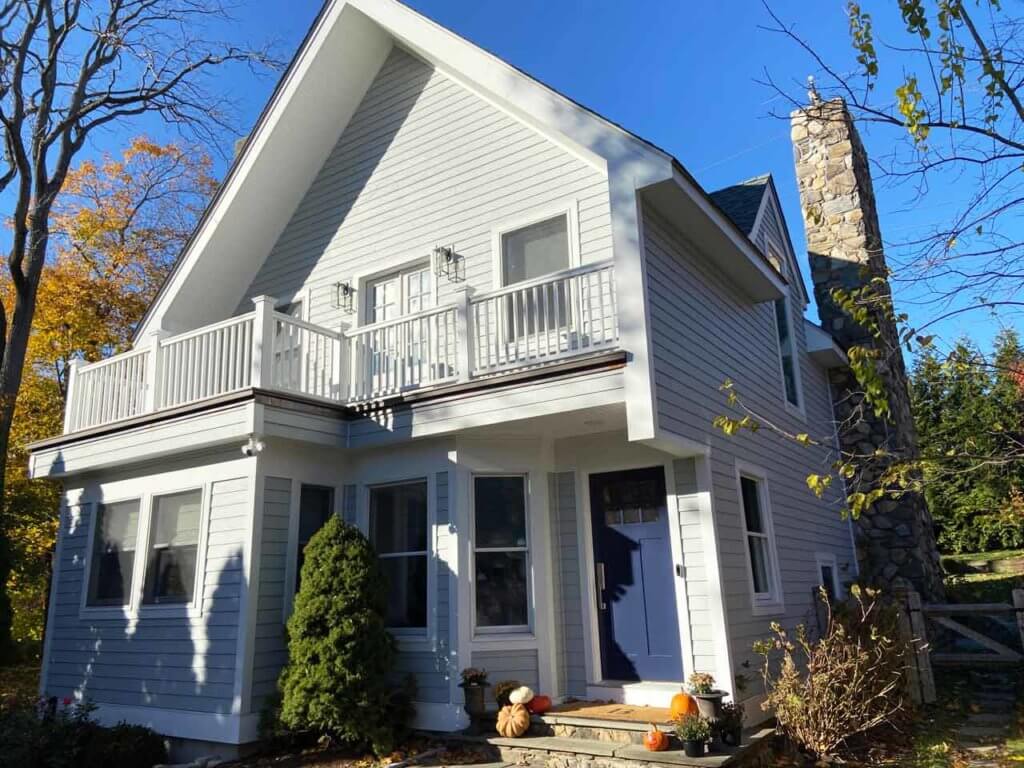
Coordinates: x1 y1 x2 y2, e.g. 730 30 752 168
693 690 725 722
721 725 743 747
461 684 487 720
683 739 705 758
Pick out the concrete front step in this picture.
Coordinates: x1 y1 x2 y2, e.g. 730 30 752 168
444 729 776 768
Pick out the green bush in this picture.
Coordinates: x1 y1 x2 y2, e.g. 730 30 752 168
0 698 167 768
277 516 410 755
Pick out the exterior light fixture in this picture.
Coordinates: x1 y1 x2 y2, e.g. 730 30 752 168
432 245 462 282
335 281 356 313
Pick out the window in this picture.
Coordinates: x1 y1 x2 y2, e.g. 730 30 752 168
816 553 840 600
774 294 800 408
366 264 433 324
501 215 570 286
369 480 428 630
474 476 529 630
87 500 140 607
294 485 334 593
738 473 781 610
143 489 202 605
499 214 573 336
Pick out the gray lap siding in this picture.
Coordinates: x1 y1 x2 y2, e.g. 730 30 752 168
642 202 856 696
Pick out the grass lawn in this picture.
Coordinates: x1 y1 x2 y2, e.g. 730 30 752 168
942 548 1024 603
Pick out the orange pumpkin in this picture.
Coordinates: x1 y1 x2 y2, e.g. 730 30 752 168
526 694 552 714
644 723 670 752
670 692 698 720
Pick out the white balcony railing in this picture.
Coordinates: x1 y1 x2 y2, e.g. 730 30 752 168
63 261 618 433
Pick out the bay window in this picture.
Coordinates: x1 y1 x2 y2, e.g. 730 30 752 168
86 499 140 607
294 485 334 593
143 489 202 605
369 480 428 631
474 475 530 631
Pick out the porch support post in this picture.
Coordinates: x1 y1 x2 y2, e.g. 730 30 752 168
143 329 169 413
251 295 278 389
453 285 475 383
62 359 83 434
335 321 350 402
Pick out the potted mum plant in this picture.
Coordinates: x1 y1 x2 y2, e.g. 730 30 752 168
674 713 711 758
459 667 489 722
717 700 744 747
687 672 726 721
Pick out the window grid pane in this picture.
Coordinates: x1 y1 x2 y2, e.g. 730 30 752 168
369 480 428 630
740 476 763 533
88 500 140 607
143 489 202 605
474 476 529 629
748 535 771 595
774 298 799 406
295 485 334 594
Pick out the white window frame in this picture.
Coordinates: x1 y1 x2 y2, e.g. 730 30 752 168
815 552 842 600
79 483 211 620
734 462 784 616
471 473 533 637
490 199 581 289
367 477 432 640
80 496 143 618
355 259 437 327
772 282 805 416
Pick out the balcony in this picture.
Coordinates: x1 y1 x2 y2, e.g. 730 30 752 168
63 261 618 434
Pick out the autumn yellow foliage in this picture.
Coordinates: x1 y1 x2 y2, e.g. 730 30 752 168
3 138 215 651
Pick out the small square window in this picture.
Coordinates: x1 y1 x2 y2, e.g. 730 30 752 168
501 215 570 285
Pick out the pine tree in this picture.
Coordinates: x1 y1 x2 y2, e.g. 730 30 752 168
277 515 407 755
910 334 1024 552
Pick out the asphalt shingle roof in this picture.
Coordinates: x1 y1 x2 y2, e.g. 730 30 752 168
708 174 770 235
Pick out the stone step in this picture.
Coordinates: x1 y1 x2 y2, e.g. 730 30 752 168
529 713 675 745
442 729 775 768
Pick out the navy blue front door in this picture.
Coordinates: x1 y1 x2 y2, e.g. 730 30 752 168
590 467 683 682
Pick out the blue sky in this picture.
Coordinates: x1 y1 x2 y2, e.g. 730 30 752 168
82 1 1009 356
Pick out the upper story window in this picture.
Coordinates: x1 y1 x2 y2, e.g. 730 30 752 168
366 263 433 324
774 296 799 407
501 215 570 286
369 479 428 632
143 489 203 605
86 499 140 607
738 470 783 614
474 475 530 632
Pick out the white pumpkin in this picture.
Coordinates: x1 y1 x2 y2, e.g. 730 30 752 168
508 685 535 705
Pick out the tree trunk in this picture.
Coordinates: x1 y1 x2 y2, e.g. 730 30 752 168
0 226 50 661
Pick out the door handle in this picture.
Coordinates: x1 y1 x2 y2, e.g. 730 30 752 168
596 562 607 611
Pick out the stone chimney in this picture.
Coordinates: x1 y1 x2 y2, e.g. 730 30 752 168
791 97 944 599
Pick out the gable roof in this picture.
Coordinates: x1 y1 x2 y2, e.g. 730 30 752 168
709 174 771 235
711 172 811 307
136 0 785 340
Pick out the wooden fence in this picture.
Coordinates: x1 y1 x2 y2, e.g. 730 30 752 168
896 587 1024 704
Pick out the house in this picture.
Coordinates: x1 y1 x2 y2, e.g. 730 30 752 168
28 0 859 755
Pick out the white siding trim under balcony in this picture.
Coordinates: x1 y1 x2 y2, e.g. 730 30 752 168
63 261 619 434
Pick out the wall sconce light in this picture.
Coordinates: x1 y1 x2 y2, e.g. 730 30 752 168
432 245 462 283
334 281 355 314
